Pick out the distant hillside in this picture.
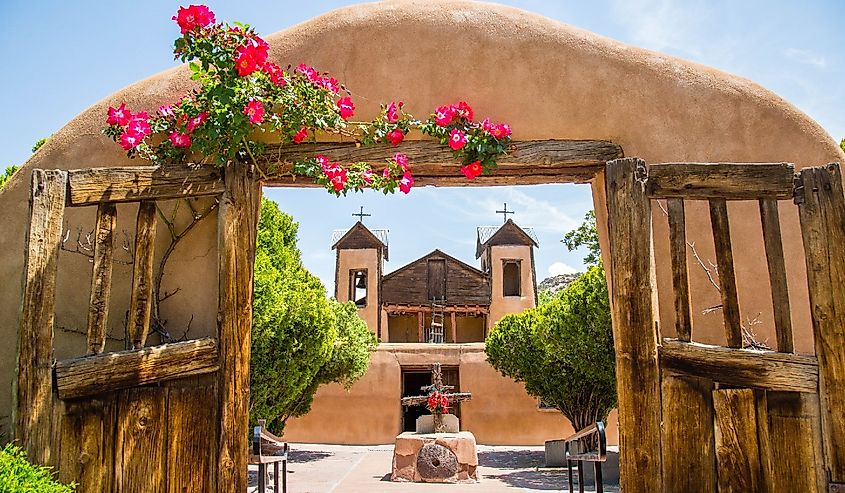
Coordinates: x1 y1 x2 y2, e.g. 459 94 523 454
538 273 581 295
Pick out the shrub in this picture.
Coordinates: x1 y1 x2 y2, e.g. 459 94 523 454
0 444 75 492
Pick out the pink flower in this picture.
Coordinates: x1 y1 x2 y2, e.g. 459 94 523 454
315 154 330 171
263 63 286 86
243 100 264 125
234 41 268 77
393 152 409 172
461 160 483 180
386 129 404 146
361 168 373 184
383 166 391 178
481 118 493 132
296 63 320 83
159 104 175 117
324 164 347 192
186 112 208 132
455 101 473 120
119 131 143 150
399 172 414 194
336 97 355 120
127 112 151 137
293 127 309 144
434 105 455 127
386 101 402 123
491 123 511 139
172 5 215 34
107 103 131 126
318 76 340 93
448 129 467 150
169 131 192 148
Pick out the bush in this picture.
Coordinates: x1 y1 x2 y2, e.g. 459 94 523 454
485 265 615 431
0 444 75 492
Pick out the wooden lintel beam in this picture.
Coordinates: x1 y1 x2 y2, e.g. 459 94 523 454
661 339 818 393
67 165 225 206
54 338 219 400
647 162 795 200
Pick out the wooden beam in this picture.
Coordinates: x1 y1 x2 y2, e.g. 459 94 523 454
86 203 117 355
216 161 261 491
661 374 716 492
660 339 818 393
15 169 67 465
713 389 764 492
759 198 793 352
709 198 743 348
647 162 794 200
666 198 692 341
54 338 219 400
260 139 623 187
605 158 663 492
797 163 845 481
766 393 825 492
450 311 457 343
127 200 157 349
417 312 424 343
66 164 224 206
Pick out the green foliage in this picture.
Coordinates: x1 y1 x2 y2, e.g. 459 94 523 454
840 138 844 154
562 210 600 266
0 166 19 190
485 265 615 431
537 289 556 307
31 137 48 153
0 444 75 492
250 198 376 432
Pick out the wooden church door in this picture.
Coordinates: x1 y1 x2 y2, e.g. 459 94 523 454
427 259 446 301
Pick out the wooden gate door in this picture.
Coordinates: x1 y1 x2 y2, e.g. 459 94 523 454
14 163 259 492
605 158 845 492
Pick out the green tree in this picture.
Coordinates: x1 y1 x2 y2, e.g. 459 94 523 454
0 166 19 190
840 138 844 154
486 264 615 432
562 210 600 266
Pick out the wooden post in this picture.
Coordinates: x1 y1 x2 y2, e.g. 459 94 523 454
417 311 424 343
86 202 117 354
797 163 845 482
713 389 763 493
450 311 457 343
604 158 663 492
666 198 692 341
14 169 67 465
217 161 261 491
709 198 742 348
759 199 793 352
127 200 157 349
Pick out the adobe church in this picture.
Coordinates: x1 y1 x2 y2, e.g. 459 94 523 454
283 213 618 445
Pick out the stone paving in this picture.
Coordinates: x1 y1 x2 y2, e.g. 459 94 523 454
249 443 618 492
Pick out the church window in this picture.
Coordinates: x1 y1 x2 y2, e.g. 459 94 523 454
502 260 521 297
350 269 368 308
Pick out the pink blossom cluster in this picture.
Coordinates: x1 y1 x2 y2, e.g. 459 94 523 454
107 104 152 150
172 5 215 34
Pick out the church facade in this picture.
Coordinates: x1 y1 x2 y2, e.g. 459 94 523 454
283 219 619 445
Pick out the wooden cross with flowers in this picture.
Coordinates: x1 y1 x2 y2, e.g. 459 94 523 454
401 363 472 433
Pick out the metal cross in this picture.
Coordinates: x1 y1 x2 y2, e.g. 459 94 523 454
352 206 371 223
495 203 515 223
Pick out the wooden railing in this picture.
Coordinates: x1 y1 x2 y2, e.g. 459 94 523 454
564 421 607 493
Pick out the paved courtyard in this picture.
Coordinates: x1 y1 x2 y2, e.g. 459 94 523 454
249 444 617 493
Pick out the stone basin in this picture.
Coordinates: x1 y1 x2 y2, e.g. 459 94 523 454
391 431 478 483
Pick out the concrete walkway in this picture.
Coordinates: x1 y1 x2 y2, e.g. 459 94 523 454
249 444 618 492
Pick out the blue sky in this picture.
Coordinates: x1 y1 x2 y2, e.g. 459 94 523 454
1 1 842 292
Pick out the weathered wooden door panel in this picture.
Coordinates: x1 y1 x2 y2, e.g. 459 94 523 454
427 259 446 300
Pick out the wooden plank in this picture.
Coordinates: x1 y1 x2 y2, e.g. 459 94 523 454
755 390 775 493
605 158 663 492
667 198 692 341
261 139 623 187
713 388 763 493
54 338 219 400
660 374 717 492
648 162 794 200
709 198 743 348
114 387 167 493
67 164 224 206
418 312 424 343
216 161 261 491
58 398 116 493
797 163 845 481
127 200 156 349
759 199 793 352
86 202 117 354
766 392 825 492
14 169 67 465
660 339 818 393
167 384 217 492
451 311 457 343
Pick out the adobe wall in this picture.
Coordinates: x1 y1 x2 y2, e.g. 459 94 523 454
334 248 381 335
0 0 842 438
488 245 536 328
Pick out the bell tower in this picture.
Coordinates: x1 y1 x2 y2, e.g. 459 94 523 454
331 217 388 339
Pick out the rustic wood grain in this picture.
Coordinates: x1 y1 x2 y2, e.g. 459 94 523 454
15 169 67 465
127 200 157 349
261 139 622 186
86 203 117 355
759 199 793 352
766 392 826 492
114 387 167 493
713 388 763 493
216 161 261 491
605 158 663 492
755 390 775 493
58 398 116 493
660 374 716 492
382 250 490 305
666 198 692 341
797 163 845 481
660 339 818 393
54 338 219 400
648 162 794 200
417 312 424 343
167 384 217 492
67 165 224 206
709 198 743 348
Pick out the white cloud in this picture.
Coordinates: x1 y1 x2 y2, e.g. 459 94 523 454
784 48 828 69
548 262 577 276
609 0 712 55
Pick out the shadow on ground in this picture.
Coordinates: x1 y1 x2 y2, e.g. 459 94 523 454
489 469 565 491
478 449 545 469
288 450 333 463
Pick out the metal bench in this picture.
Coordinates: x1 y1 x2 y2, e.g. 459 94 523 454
564 421 607 493
250 419 288 493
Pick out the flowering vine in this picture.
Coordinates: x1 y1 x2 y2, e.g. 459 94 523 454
103 5 513 196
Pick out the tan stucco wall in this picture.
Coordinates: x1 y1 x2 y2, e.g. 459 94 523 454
488 245 536 327
1 0 843 439
335 248 381 336
283 343 610 446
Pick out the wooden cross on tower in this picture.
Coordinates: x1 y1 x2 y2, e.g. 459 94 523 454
496 202 515 223
401 363 472 433
352 206 371 223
